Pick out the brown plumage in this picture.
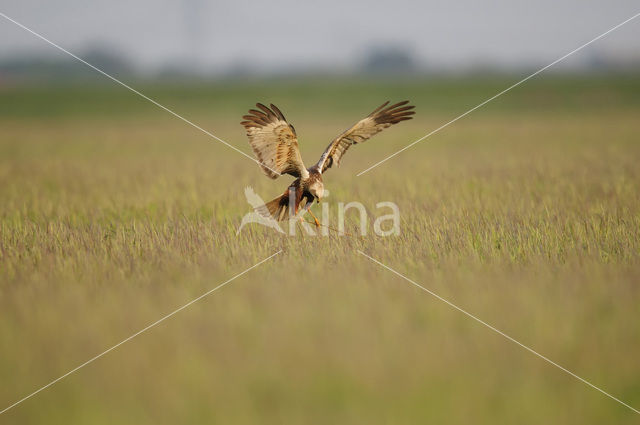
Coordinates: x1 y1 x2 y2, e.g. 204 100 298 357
241 101 415 222
241 103 306 179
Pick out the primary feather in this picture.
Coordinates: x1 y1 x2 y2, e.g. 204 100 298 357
315 100 415 173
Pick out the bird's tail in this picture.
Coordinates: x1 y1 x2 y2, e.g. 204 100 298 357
262 190 292 221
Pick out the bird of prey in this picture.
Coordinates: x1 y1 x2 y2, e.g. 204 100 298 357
241 101 415 226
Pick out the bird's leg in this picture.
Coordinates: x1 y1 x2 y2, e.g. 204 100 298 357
307 209 321 228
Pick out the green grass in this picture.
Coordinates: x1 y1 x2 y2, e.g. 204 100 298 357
1 76 639 424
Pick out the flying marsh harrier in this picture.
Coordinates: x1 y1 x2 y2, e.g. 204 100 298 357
241 101 415 226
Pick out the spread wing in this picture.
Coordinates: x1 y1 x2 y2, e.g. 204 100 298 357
315 101 414 173
241 103 308 179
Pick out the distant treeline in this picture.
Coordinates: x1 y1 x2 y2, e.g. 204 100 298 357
1 44 639 83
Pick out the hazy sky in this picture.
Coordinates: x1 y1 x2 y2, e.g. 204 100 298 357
1 0 639 72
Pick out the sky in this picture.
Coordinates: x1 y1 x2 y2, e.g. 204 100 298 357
0 0 639 74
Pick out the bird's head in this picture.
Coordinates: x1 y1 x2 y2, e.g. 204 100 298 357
309 181 324 203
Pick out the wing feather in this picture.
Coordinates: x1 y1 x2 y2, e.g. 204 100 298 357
241 103 308 179
315 100 415 173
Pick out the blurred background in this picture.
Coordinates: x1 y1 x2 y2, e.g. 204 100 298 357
2 2 640 425
1 0 639 82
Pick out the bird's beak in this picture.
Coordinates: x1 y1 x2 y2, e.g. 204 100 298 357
316 196 321 204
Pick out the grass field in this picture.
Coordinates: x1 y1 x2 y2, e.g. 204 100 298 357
1 76 639 424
